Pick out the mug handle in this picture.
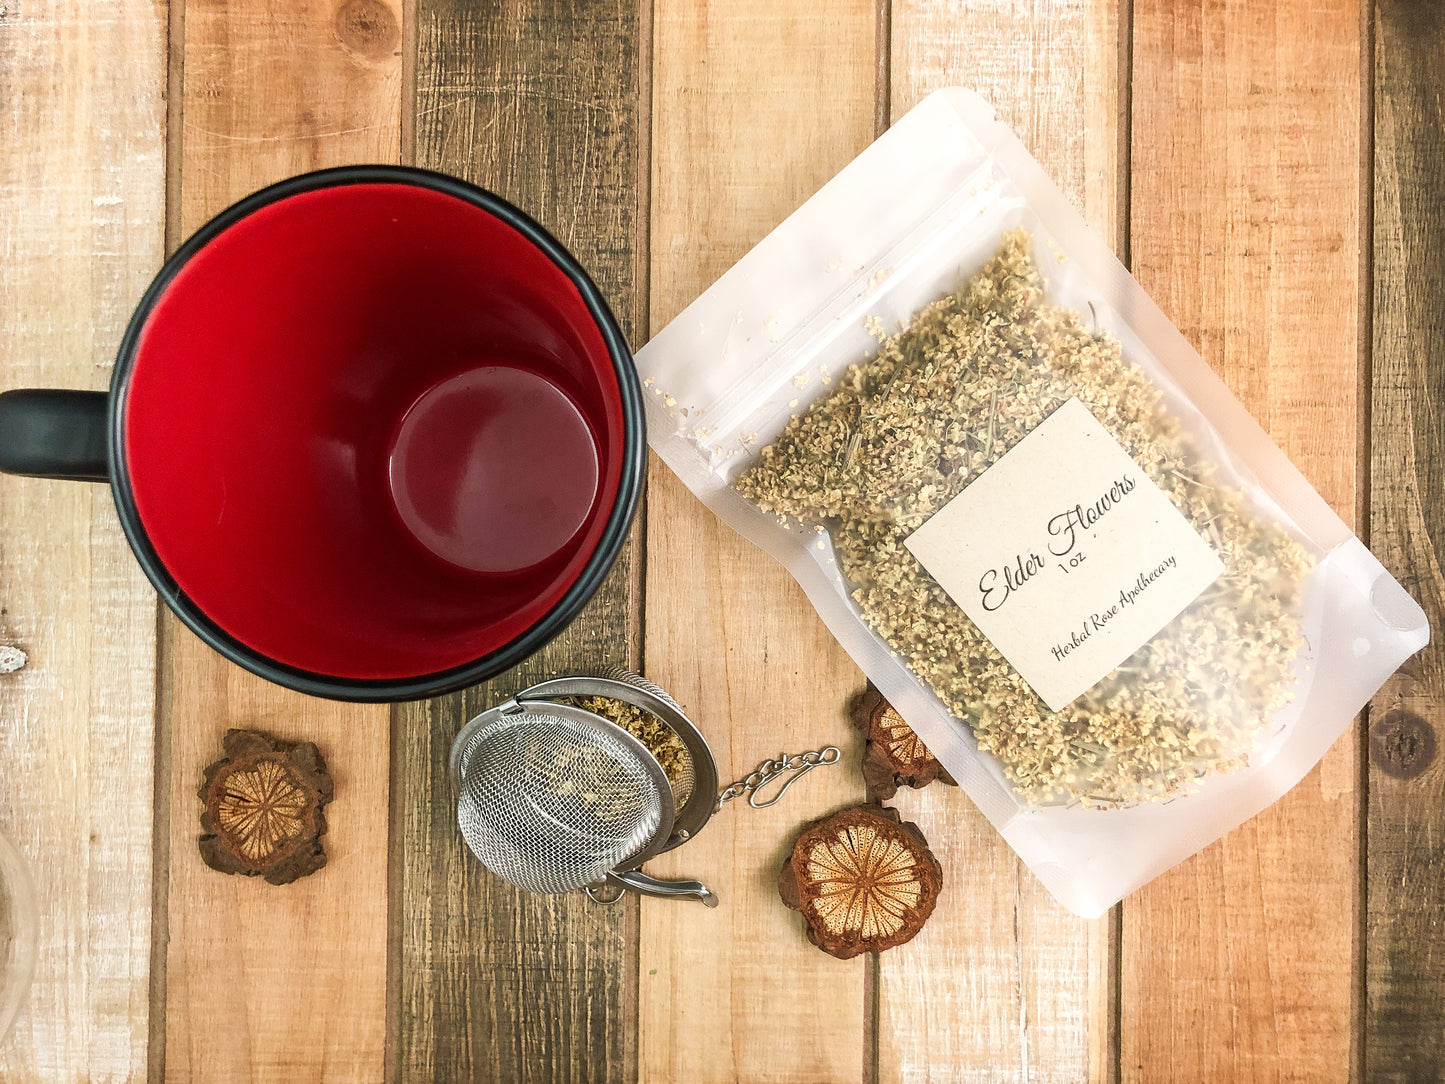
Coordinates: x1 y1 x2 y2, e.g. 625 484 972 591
0 390 110 482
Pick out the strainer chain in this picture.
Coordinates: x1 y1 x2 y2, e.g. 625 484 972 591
715 745 841 810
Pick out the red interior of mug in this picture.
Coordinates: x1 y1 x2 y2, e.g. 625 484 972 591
123 182 626 680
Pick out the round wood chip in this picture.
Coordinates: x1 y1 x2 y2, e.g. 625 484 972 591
198 728 334 886
779 804 942 959
850 684 956 800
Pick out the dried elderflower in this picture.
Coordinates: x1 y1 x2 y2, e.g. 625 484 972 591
536 740 641 823
736 230 1311 809
564 695 692 805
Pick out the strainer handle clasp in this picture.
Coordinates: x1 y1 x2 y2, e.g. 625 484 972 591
586 870 719 908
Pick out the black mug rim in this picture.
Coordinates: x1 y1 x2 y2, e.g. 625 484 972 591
108 165 645 702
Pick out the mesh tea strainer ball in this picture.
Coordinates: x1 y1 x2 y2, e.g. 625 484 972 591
449 669 722 905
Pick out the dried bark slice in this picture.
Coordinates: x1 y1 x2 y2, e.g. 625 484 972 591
778 804 942 959
849 684 956 800
198 728 333 886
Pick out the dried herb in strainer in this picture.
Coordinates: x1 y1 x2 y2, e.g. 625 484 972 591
564 695 692 805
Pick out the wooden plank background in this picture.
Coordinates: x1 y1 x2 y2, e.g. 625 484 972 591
639 2 874 1081
881 3 1122 1080
159 2 400 1081
1121 2 1364 1080
0 1 165 1081
1367 2 1445 1081
392 0 645 1081
0 0 1441 1081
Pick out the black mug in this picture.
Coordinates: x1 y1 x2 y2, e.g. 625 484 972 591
0 166 645 701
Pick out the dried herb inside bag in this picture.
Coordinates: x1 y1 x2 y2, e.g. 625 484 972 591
736 230 1311 810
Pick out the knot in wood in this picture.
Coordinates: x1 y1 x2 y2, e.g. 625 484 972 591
1370 711 1436 780
334 0 399 59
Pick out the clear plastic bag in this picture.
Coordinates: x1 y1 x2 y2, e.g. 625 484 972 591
636 88 1428 917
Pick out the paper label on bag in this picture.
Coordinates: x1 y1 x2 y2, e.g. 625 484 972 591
904 398 1223 711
